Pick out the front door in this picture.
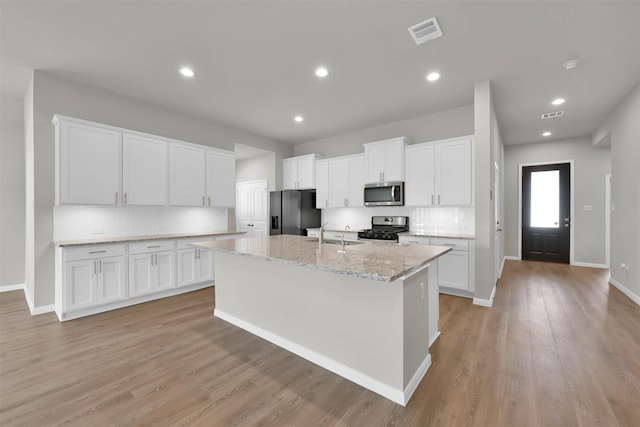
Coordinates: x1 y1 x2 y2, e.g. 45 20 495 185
522 163 571 263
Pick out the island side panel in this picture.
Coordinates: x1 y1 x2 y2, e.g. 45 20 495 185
402 265 431 387
214 252 405 393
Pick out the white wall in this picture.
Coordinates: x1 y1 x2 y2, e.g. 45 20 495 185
236 153 276 191
293 105 473 157
26 71 291 308
0 90 27 287
473 81 504 303
593 84 639 301
503 137 611 265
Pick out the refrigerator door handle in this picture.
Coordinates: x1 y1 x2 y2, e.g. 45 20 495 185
271 216 279 230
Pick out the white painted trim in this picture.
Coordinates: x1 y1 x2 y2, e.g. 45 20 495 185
439 287 474 299
24 285 35 314
504 255 520 261
403 354 432 405
473 284 496 307
32 304 55 315
609 277 640 306
215 308 413 406
517 160 575 263
605 174 611 268
0 283 25 292
428 331 441 348
572 261 608 269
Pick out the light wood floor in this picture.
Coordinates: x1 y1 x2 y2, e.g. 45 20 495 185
1 260 639 426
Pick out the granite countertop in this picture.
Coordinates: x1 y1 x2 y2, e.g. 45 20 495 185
192 234 451 282
54 230 246 247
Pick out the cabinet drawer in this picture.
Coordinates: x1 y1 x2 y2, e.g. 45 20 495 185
64 244 126 261
430 238 469 251
398 236 430 245
129 240 175 255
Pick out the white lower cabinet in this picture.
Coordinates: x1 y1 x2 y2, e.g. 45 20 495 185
63 244 127 312
177 239 214 287
57 234 241 321
129 240 176 297
398 236 475 294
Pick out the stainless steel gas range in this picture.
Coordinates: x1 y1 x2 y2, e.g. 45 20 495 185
357 216 409 242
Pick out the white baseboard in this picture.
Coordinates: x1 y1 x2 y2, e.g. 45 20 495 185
609 277 640 306
572 261 609 269
403 353 432 405
473 284 496 307
0 283 25 292
504 256 520 261
428 331 441 348
215 308 419 406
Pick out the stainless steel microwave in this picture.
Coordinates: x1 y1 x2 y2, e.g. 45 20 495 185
364 181 404 206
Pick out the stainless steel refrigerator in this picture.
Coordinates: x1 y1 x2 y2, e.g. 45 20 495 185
270 190 321 236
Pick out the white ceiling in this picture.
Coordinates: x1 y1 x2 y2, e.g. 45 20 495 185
1 1 639 146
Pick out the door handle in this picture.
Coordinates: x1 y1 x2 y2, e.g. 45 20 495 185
99 260 102 274
124 192 128 204
208 196 211 206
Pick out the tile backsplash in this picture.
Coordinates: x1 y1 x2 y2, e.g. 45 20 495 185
322 206 475 234
53 205 229 241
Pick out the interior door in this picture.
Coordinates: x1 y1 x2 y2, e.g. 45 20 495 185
522 163 570 263
235 180 267 237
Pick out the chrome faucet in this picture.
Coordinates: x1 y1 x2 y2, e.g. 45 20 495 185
319 222 328 248
340 225 351 251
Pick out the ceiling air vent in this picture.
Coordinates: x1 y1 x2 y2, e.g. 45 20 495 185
408 17 443 45
541 111 565 119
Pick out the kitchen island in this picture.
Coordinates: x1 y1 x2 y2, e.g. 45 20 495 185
192 235 450 405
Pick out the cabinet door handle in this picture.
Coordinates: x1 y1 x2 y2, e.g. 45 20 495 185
431 195 434 205
147 245 161 248
325 199 328 208
154 254 158 265
344 198 348 207
94 260 98 275
115 192 118 204
124 192 128 204
202 196 205 206
99 260 102 274
208 196 211 206
438 194 441 205
89 250 107 254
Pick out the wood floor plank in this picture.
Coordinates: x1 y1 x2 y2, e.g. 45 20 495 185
1 261 639 426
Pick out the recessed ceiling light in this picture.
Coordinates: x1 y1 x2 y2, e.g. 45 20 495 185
542 131 552 137
426 72 440 82
315 67 329 78
562 59 580 70
179 67 194 77
551 98 566 106
294 115 304 123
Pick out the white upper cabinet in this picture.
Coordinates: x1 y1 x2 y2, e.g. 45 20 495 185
347 155 366 207
55 117 122 205
315 160 329 209
283 154 322 189
55 115 236 208
405 145 435 206
123 133 169 206
169 143 206 206
206 149 235 207
363 137 407 183
435 138 473 206
405 136 473 207
329 158 349 207
325 154 366 208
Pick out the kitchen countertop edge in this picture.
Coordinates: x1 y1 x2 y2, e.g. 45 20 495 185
54 230 247 247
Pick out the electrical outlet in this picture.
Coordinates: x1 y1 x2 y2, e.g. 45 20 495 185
620 263 629 273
